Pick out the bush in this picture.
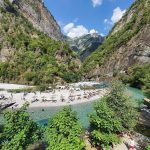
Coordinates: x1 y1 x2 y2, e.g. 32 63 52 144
147 145 150 150
1 103 43 150
89 82 139 148
120 64 150 98
46 107 85 150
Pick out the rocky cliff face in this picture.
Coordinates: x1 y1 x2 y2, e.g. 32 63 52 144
11 0 63 40
0 0 63 61
83 0 150 80
67 33 104 61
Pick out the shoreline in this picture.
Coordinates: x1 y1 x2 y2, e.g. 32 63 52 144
0 83 107 109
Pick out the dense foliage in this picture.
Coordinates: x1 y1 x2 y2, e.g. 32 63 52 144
0 1 80 85
46 107 85 150
105 82 139 131
89 82 139 149
82 0 150 74
89 100 121 149
1 103 43 150
120 64 150 98
0 106 85 150
147 145 150 150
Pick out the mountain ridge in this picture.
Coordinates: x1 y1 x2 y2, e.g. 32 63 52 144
82 0 150 80
9 0 63 40
67 33 104 61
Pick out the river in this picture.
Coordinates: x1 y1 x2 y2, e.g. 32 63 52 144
0 87 144 128
26 87 145 129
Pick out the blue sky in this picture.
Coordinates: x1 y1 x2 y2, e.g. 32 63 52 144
44 0 135 38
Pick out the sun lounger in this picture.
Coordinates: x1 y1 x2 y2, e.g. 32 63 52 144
77 97 81 100
52 100 57 103
60 98 65 102
31 99 39 103
83 95 87 99
42 99 49 102
69 97 75 101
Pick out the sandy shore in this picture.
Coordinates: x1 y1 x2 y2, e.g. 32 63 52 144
0 83 33 90
0 89 107 108
0 83 108 108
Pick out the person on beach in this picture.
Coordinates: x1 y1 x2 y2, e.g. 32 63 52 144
129 137 136 150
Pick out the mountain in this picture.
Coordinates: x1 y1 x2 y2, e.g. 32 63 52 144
0 0 80 85
82 0 150 80
67 33 104 61
11 0 63 40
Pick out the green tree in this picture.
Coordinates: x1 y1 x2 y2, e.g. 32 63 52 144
89 100 121 149
121 64 150 88
0 1 80 85
1 103 43 150
105 82 139 131
46 107 85 150
147 145 150 150
89 82 139 149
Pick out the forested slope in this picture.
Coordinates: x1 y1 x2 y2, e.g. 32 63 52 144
0 0 80 85
82 0 150 80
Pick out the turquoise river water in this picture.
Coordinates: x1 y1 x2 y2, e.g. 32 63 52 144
0 87 145 129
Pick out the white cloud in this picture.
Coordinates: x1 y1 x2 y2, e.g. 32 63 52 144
67 25 89 38
63 23 101 38
104 19 108 23
90 29 98 34
100 33 105 36
104 7 126 31
92 0 103 7
104 19 113 25
111 7 126 23
63 23 74 34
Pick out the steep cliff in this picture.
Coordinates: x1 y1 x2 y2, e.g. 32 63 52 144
0 0 80 85
10 0 63 40
67 33 104 61
82 0 150 80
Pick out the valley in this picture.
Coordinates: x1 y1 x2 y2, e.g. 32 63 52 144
0 0 149 150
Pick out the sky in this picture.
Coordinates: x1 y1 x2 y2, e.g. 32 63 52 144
44 0 135 38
